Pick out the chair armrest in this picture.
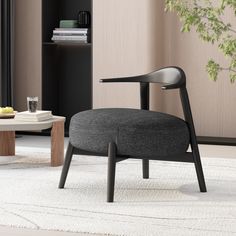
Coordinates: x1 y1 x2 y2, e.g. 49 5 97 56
100 75 144 83
100 69 185 90
100 78 181 90
100 78 134 83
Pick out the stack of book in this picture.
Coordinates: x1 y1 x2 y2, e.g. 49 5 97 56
14 110 53 122
51 28 89 43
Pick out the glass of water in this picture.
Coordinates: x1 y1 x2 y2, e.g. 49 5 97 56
27 96 38 112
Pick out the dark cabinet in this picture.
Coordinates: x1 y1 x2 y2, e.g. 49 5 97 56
42 0 92 131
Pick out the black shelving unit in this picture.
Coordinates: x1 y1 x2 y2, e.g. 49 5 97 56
42 0 92 132
0 0 13 107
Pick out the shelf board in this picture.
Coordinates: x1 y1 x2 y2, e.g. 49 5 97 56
43 42 92 46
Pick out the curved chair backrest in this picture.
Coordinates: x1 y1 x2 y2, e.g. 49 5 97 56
100 67 197 153
145 67 186 90
100 66 186 90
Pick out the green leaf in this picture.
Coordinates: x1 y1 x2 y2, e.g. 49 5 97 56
206 60 221 81
230 73 236 83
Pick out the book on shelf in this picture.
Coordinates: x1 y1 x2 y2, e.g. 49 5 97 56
14 110 53 122
52 40 88 43
51 18 91 43
52 35 87 40
53 28 89 35
52 35 88 43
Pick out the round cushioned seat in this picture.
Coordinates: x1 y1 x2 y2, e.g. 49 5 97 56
69 108 190 158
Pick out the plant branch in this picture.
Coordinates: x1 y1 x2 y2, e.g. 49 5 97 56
228 28 236 34
194 14 236 36
165 0 236 82
220 67 236 73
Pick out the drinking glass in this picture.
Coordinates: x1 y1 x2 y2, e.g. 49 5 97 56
27 97 38 112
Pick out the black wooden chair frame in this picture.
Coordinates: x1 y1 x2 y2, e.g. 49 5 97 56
59 66 207 202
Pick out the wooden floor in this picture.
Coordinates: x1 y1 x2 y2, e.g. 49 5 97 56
0 135 235 236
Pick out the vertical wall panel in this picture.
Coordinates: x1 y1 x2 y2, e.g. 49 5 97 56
13 0 42 111
92 0 162 109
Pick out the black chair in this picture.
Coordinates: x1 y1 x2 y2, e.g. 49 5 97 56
59 66 207 202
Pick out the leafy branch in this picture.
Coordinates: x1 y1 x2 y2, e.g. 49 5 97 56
165 0 236 82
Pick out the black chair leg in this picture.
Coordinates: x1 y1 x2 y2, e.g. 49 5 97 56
58 142 74 189
142 159 149 179
192 143 207 192
107 142 117 202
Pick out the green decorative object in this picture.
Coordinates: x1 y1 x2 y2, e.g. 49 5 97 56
165 0 236 82
59 20 78 28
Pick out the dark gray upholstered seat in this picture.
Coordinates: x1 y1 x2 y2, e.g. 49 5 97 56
70 108 190 158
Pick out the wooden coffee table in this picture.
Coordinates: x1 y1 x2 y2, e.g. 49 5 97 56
0 116 65 167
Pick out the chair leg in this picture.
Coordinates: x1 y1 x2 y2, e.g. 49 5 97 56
142 159 149 179
192 143 207 192
58 142 74 189
107 142 117 202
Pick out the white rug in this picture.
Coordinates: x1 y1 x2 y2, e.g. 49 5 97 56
0 147 236 236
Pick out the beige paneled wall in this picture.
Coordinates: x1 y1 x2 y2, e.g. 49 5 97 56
13 0 42 111
13 0 236 138
161 10 236 138
92 0 163 109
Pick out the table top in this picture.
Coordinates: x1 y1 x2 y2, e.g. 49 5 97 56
0 116 65 131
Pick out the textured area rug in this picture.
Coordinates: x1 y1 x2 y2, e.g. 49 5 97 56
0 147 236 236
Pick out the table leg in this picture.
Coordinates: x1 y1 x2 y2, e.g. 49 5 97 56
51 120 64 167
0 131 15 156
